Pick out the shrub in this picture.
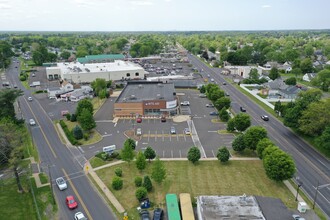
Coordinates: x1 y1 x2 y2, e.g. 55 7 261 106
110 151 120 159
112 177 123 190
66 113 71 120
114 167 122 177
70 114 77 122
143 176 153 192
59 120 78 145
135 187 147 201
19 75 26 81
101 153 110 161
134 176 143 187
72 125 83 140
83 133 89 141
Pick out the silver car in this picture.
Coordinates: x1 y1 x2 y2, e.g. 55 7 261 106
136 128 142 136
170 127 176 134
29 119 36 126
56 177 67 191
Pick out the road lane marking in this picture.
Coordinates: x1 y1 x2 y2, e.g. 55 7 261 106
25 98 57 158
62 169 93 220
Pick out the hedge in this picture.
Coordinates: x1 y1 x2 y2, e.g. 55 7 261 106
59 120 79 145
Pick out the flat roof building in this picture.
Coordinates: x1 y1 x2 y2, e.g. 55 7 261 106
46 60 146 83
114 81 178 117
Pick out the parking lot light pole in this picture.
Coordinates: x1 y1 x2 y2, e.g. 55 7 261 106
312 182 330 209
295 177 303 201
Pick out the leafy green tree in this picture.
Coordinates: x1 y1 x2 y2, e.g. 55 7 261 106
263 148 296 181
249 68 259 80
208 90 225 103
121 140 134 163
136 151 147 171
144 146 156 162
0 41 14 68
304 45 314 57
256 138 275 159
72 125 83 140
269 67 280 80
76 99 93 117
300 58 314 74
226 118 235 132
217 146 230 163
151 157 166 184
285 77 297 85
291 68 302 78
61 51 71 60
47 52 57 62
243 126 268 151
232 134 245 152
214 97 231 110
143 176 153 192
199 85 206 93
112 176 123 190
0 89 23 121
187 146 201 164
234 113 251 132
32 45 48 65
316 126 330 152
91 78 107 97
77 108 96 131
311 69 330 92
135 187 147 200
219 107 230 122
70 114 77 122
124 138 136 150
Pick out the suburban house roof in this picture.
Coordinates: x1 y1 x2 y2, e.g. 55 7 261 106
279 85 302 95
267 78 288 90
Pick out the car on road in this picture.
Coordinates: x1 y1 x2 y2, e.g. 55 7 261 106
161 116 166 122
29 119 36 126
261 115 269 121
170 126 176 134
206 103 214 108
292 214 305 220
55 177 67 190
136 128 142 136
153 208 163 220
74 212 87 220
66 195 78 209
140 210 150 220
180 101 190 106
199 94 207 98
28 97 33 101
13 84 18 88
184 128 191 135
136 117 142 123
210 111 219 116
240 107 246 112
210 78 214 82
225 92 229 96
223 82 227 85
207 74 210 78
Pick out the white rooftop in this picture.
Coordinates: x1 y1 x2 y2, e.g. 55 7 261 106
55 60 143 75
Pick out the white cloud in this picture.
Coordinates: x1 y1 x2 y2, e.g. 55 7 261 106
0 3 11 9
262 5 271 8
130 1 153 6
73 0 97 7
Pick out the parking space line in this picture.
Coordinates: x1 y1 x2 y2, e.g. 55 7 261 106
212 150 215 157
162 131 164 142
183 132 186 141
163 151 165 158
177 134 179 141
155 131 157 142
179 150 182 158
171 150 173 158
148 130 150 142
169 132 171 142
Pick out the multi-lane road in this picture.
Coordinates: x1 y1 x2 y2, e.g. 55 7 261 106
5 60 116 220
188 54 330 218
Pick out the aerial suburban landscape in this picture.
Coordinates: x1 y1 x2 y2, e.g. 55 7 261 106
0 1 330 220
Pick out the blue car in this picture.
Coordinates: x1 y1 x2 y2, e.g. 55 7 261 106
210 111 219 116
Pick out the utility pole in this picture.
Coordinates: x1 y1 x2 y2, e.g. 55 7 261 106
47 164 56 205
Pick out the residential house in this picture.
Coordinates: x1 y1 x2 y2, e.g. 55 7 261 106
303 73 317 82
225 66 262 78
278 86 302 99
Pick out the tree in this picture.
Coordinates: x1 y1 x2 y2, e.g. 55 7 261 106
187 146 201 164
217 147 230 163
124 138 136 150
72 125 83 140
112 176 123 190
121 140 134 163
269 67 280 80
226 118 235 132
151 157 166 184
263 148 296 181
91 78 107 97
316 126 330 152
243 126 268 151
135 187 147 201
0 41 14 68
0 89 23 121
291 68 302 78
249 68 259 80
143 176 153 192
214 97 231 110
136 151 147 171
300 58 314 74
219 107 230 122
77 108 96 131
285 77 296 85
311 69 330 92
75 99 93 117
144 146 156 162
232 134 245 152
32 45 48 65
234 113 251 132
61 51 71 60
256 138 275 159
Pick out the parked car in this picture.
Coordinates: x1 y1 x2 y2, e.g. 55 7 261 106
161 116 166 122
206 103 214 108
136 117 142 123
210 111 219 116
225 92 230 96
28 97 33 101
153 208 163 220
184 128 191 135
29 119 36 126
66 195 78 209
74 212 87 220
180 101 190 106
261 115 269 121
55 177 67 190
240 107 246 112
292 215 305 220
136 128 142 136
199 94 207 98
170 127 176 134
140 210 150 220
222 82 227 85
210 78 215 82
13 84 18 88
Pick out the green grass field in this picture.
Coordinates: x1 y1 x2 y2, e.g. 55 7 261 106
96 160 297 218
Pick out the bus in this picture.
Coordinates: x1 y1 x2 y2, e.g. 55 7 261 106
166 194 181 220
179 193 195 220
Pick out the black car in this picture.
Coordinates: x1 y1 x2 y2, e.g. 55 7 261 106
153 208 163 220
240 107 246 112
141 210 150 220
261 115 269 121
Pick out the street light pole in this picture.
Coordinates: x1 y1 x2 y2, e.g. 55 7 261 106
295 177 303 202
312 182 330 209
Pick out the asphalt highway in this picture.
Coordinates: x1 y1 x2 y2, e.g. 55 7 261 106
188 54 330 218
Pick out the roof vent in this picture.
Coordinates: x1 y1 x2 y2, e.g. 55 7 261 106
130 95 136 100
138 84 143 88
157 83 163 87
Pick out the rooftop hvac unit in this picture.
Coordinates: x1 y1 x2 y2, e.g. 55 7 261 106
157 83 163 87
130 95 136 100
138 84 143 88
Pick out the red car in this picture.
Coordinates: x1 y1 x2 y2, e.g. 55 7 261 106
66 195 78 209
136 117 142 123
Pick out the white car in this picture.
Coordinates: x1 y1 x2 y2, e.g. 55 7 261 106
55 177 67 191
28 97 33 101
180 101 190 106
136 128 142 136
184 128 191 135
29 119 36 126
170 126 176 134
74 212 87 220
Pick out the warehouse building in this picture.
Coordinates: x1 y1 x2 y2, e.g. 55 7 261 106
46 60 147 83
114 81 178 117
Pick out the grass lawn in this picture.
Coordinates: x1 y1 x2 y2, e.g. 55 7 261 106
89 157 110 168
39 173 48 184
64 120 102 145
96 160 297 218
91 97 106 114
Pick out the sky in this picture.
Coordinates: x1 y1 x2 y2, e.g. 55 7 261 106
0 0 329 31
